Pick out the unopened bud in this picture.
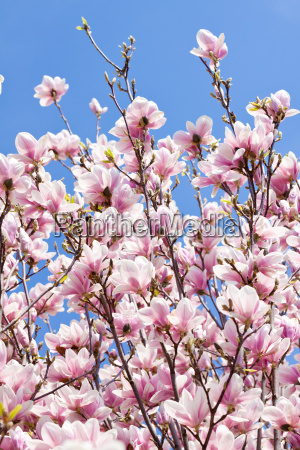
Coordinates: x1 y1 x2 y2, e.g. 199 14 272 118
109 349 117 360
30 340 38 357
93 340 101 359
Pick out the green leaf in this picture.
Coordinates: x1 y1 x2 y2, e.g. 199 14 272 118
81 17 87 25
76 26 84 31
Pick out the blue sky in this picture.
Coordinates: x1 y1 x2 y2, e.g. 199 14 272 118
1 1 299 165
0 1 300 334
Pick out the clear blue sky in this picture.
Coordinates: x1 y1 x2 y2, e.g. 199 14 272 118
1 1 299 169
1 1 300 333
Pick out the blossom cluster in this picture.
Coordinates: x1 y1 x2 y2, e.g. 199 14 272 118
0 22 299 450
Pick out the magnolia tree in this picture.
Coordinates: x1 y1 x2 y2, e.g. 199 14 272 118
0 18 299 450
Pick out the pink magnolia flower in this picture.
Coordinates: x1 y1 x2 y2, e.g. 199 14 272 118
22 234 55 264
55 379 111 422
277 315 300 345
109 117 152 154
286 433 300 450
57 268 100 306
251 218 287 248
47 130 81 160
225 398 264 435
2 292 27 323
39 418 124 449
29 282 64 318
191 161 226 196
76 241 109 275
113 301 145 342
271 152 300 195
209 373 261 409
31 180 81 213
113 371 159 410
129 344 161 372
2 213 18 250
109 256 155 296
190 29 228 69
34 75 69 106
245 324 290 367
164 387 210 429
111 182 141 214
184 266 208 296
219 319 240 356
123 234 156 258
272 285 297 314
174 115 215 159
0 340 7 373
15 132 51 166
0 359 37 394
247 89 299 120
91 134 121 168
18 227 33 255
262 394 300 430
152 147 185 179
102 381 124 412
45 319 96 354
149 204 185 237
279 363 300 388
47 348 95 383
6 426 49 450
129 427 161 450
0 154 28 197
139 297 171 329
157 135 180 154
175 243 196 273
192 159 246 197
126 96 166 130
16 322 32 348
167 298 205 339
213 248 285 287
0 385 33 422
205 425 246 450
48 255 73 282
89 98 108 117
217 285 270 326
268 89 300 119
75 165 115 204
224 120 273 160
207 143 245 173
253 250 286 280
